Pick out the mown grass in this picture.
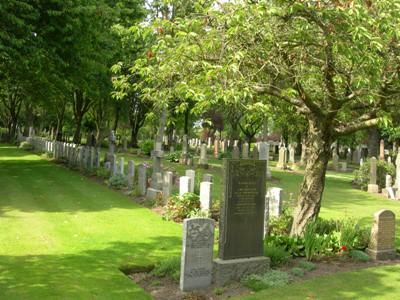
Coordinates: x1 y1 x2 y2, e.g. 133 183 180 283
0 145 181 299
1 145 400 299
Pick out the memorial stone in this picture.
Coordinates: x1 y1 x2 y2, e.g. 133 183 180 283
214 159 269 285
180 218 215 292
128 160 135 190
179 176 191 196
185 169 195 193
232 145 240 159
213 139 219 158
268 187 283 218
199 144 208 168
162 171 174 204
200 182 213 213
138 164 147 196
202 173 213 183
379 140 385 160
367 210 396 260
368 157 379 193
332 152 339 171
242 142 249 159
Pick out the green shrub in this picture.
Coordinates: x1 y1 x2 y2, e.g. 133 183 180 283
291 267 305 277
213 287 225 296
265 235 305 257
268 208 294 236
139 140 154 156
108 174 127 189
96 168 110 179
164 193 200 222
303 221 326 261
340 219 358 250
353 159 395 190
119 262 155 275
264 245 291 268
314 218 342 235
152 257 180 282
241 270 290 291
19 141 33 151
350 250 371 262
298 261 317 271
165 151 181 163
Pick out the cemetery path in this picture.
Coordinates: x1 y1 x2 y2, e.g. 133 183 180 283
0 145 181 300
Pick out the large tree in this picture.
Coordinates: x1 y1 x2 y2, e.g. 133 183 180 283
142 0 400 235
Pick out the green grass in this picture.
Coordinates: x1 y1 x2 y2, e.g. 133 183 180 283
2 145 400 299
239 265 400 300
114 149 400 246
0 145 181 299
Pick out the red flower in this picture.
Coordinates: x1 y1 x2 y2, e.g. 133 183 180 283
341 245 347 251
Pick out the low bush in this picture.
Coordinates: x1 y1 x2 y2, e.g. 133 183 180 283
241 270 290 291
164 193 200 222
353 159 395 190
268 208 294 236
350 249 371 262
19 141 33 151
265 235 305 257
303 222 326 261
108 174 127 189
290 267 305 277
139 140 154 156
152 257 180 282
165 151 181 163
339 220 370 251
264 245 291 268
298 261 317 271
96 168 110 179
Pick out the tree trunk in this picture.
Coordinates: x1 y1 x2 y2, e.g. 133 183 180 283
367 126 379 158
290 120 332 236
131 127 140 148
73 116 83 144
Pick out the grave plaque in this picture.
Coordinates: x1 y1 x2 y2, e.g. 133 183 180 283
180 218 215 291
219 159 266 259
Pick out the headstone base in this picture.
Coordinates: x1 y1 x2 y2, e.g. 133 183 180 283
366 248 396 260
213 257 270 286
367 184 379 194
146 188 162 201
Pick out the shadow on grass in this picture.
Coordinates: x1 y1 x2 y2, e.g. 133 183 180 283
0 237 181 299
0 146 147 215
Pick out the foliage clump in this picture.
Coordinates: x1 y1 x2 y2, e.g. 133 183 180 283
139 140 154 156
241 270 290 291
151 257 180 282
108 174 127 189
164 193 200 222
19 141 33 151
353 159 395 190
264 245 291 268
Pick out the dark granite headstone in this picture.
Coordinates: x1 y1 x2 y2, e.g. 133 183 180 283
219 159 266 260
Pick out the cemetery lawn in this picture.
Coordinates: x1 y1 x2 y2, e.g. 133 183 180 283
2 146 400 300
0 145 181 300
240 264 400 300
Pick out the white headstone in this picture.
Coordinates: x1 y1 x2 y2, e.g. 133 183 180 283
185 170 195 193
200 182 213 213
179 176 191 196
268 187 283 218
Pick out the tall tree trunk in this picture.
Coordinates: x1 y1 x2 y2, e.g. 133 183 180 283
73 116 83 144
291 120 332 236
113 105 120 132
130 127 140 148
367 126 379 158
72 89 92 144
